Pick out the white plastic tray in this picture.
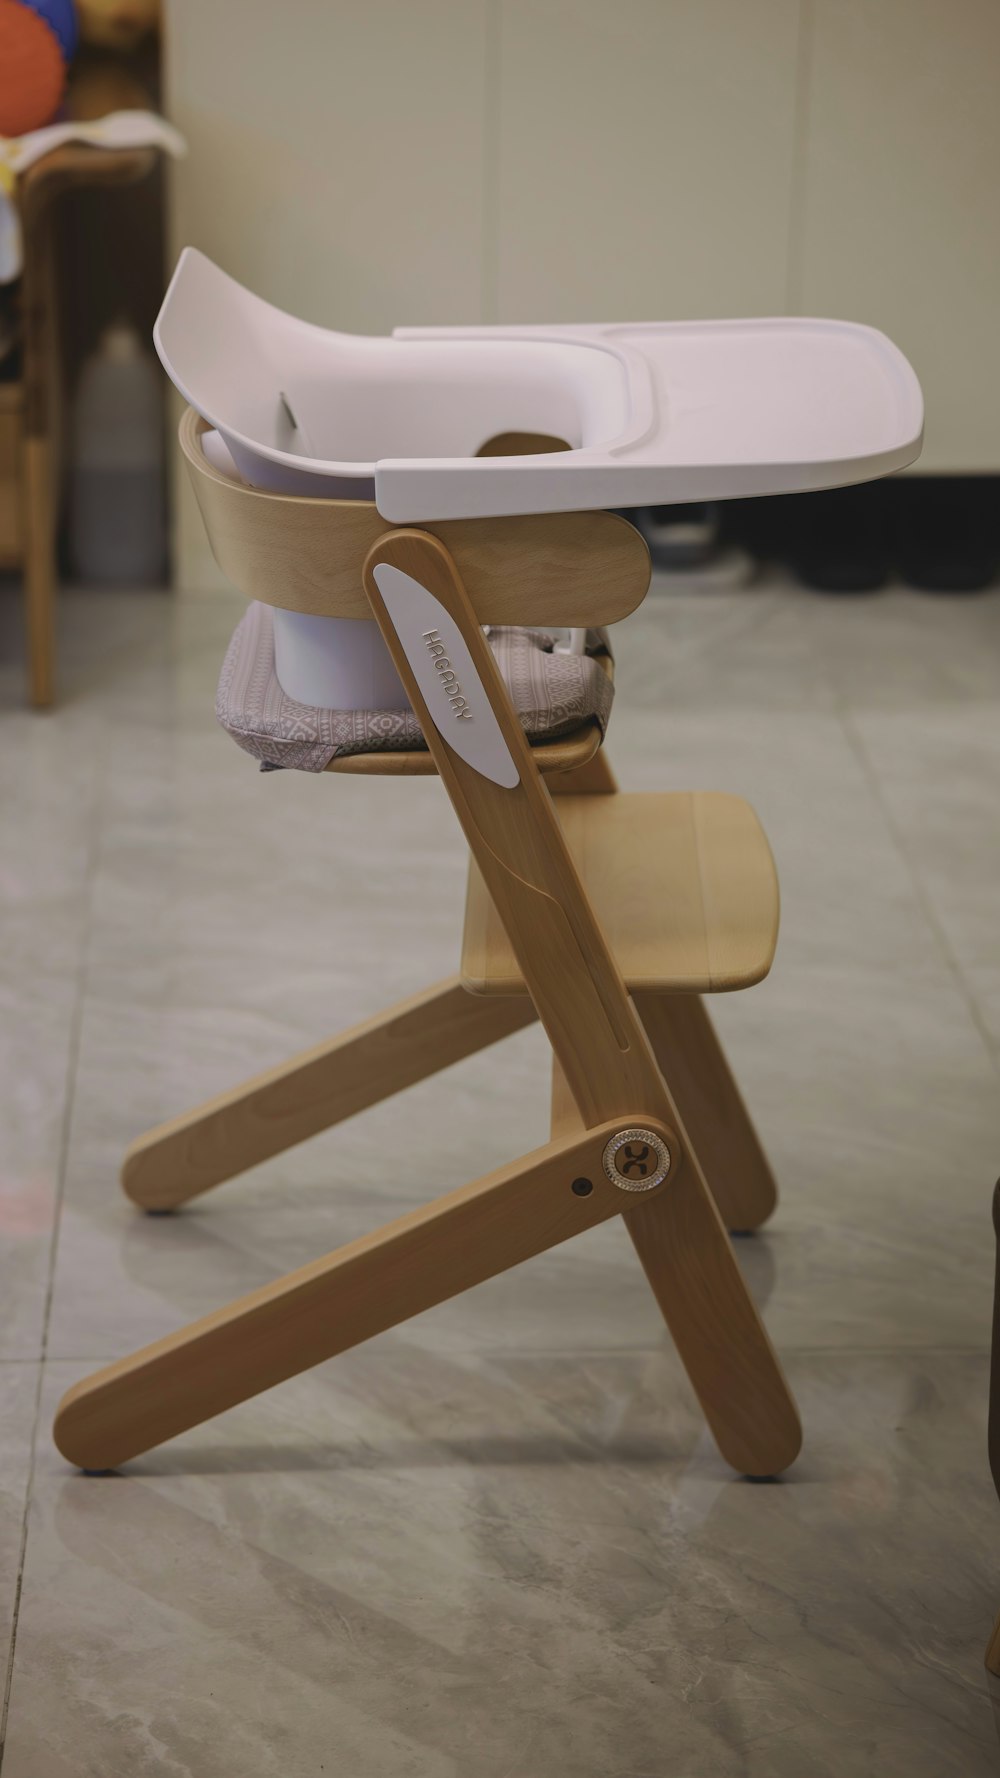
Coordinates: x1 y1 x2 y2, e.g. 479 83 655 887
156 248 923 522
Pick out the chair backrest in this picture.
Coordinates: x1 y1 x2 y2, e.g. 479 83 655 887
179 407 651 628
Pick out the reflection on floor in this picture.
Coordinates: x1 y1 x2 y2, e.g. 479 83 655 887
1 572 1000 1776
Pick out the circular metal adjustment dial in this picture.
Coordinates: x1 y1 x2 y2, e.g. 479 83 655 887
602 1127 672 1193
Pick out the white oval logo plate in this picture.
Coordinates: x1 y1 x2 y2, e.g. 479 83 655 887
372 564 520 789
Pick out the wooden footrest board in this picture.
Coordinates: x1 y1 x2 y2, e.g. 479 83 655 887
461 790 780 995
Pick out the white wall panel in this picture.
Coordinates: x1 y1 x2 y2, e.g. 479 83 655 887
795 0 1000 470
492 0 802 323
164 0 489 583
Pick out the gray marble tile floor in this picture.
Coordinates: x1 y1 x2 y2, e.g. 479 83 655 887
1 571 999 1775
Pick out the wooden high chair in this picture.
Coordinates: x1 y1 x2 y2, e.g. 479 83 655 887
53 408 802 1478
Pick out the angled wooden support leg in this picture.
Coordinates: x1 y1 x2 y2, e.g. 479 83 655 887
123 977 536 1211
551 1053 585 1139
623 1179 797 1477
55 1118 671 1470
552 1055 799 1476
633 992 778 1233
364 530 801 1478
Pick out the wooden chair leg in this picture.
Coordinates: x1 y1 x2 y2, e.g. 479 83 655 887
633 991 778 1232
624 1173 799 1476
20 174 59 711
54 1117 670 1470
551 1053 584 1138
553 1057 799 1477
122 976 537 1211
23 435 56 709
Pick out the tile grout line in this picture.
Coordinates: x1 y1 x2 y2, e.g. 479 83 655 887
840 705 1000 1079
0 717 110 1770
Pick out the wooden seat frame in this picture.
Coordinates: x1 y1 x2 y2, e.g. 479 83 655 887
53 424 801 1478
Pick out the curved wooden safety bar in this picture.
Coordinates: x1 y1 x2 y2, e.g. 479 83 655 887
179 407 650 626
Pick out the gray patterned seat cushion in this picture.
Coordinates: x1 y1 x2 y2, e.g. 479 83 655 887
217 602 614 772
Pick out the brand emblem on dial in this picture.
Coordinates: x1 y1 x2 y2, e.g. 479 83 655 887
602 1127 672 1193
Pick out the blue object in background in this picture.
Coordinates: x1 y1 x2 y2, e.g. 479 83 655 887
18 0 78 64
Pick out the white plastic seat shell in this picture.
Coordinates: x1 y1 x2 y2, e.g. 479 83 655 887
154 248 923 523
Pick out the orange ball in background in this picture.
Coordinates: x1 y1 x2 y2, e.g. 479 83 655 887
0 0 67 138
